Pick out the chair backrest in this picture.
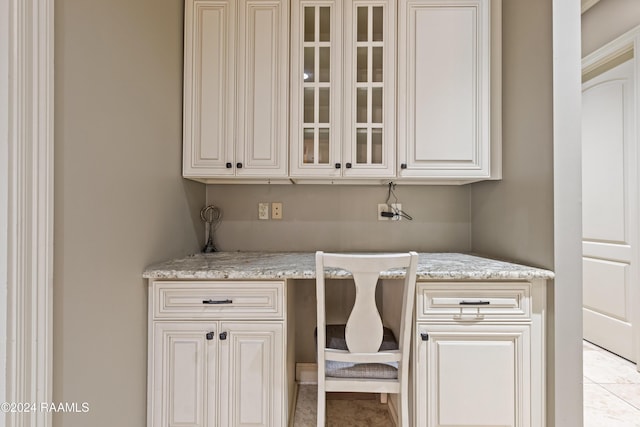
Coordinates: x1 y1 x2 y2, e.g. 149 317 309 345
315 251 419 358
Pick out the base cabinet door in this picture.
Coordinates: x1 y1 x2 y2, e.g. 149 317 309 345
415 324 531 427
151 322 218 427
151 322 284 427
219 322 285 427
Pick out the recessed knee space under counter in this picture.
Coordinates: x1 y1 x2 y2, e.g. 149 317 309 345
143 252 554 427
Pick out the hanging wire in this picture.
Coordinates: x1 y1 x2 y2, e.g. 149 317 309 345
385 182 413 221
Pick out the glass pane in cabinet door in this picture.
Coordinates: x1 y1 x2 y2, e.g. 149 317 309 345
304 47 315 82
303 129 315 163
372 128 383 164
319 88 330 123
319 47 330 82
357 7 368 42
318 128 330 164
372 88 383 123
356 129 368 163
319 7 330 42
356 88 368 123
304 7 315 42
304 88 315 123
372 47 383 82
372 7 383 41
357 47 368 82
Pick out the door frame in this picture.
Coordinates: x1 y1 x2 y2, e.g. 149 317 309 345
1 0 55 426
582 24 640 367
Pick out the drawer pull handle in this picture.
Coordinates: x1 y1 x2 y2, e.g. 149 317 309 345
420 333 429 341
459 300 490 305
202 299 233 305
206 332 215 340
219 332 228 340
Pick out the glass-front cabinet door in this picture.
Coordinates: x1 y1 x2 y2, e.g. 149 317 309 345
291 0 394 179
343 0 395 177
290 0 341 177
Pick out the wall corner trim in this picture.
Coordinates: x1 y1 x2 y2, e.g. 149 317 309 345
4 0 54 426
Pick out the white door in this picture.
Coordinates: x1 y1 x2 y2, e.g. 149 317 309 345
151 322 218 427
183 0 236 178
218 322 285 427
582 59 638 363
397 0 491 179
415 324 531 427
236 0 289 177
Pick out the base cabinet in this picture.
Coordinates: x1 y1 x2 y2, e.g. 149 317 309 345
148 280 287 427
414 281 543 427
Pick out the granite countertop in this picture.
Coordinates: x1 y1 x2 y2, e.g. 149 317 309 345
143 252 554 281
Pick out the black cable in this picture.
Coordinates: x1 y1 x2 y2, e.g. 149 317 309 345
383 182 413 221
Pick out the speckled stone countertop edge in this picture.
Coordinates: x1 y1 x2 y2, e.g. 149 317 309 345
142 252 555 281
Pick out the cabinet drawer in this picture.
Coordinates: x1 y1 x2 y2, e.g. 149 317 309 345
417 283 530 321
152 281 284 320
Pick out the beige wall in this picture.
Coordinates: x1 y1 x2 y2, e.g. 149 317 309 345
206 185 471 252
582 0 640 56
53 1 204 426
470 0 554 270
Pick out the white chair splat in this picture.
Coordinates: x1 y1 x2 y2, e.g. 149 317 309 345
315 251 418 426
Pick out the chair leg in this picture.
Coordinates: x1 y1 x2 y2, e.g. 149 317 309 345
380 393 388 404
400 392 409 427
317 383 326 427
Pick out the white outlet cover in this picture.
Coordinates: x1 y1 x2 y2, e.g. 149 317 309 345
378 204 390 221
258 202 269 220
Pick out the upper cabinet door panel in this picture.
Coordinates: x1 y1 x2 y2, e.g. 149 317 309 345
398 0 492 179
343 0 396 177
237 0 289 177
183 0 236 177
290 0 342 177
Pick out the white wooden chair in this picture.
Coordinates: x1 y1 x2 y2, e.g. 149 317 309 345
315 251 418 426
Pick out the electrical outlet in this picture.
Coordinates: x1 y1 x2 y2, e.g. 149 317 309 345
391 203 402 221
378 204 390 221
272 202 283 219
258 202 269 220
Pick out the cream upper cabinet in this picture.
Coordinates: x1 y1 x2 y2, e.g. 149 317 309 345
290 0 395 179
397 0 501 182
184 0 500 184
183 0 288 182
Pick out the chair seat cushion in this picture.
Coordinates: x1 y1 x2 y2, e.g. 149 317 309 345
318 324 399 351
325 360 398 379
317 324 399 379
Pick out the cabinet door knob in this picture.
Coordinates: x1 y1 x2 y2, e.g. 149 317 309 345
236 162 243 169
345 163 352 169
219 331 228 340
206 332 215 341
226 162 233 169
420 333 429 341
400 163 407 169
335 163 341 169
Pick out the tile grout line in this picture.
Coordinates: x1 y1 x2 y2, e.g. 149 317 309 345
584 340 640 414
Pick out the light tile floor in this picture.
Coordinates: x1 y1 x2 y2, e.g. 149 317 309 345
583 340 640 426
294 341 640 426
